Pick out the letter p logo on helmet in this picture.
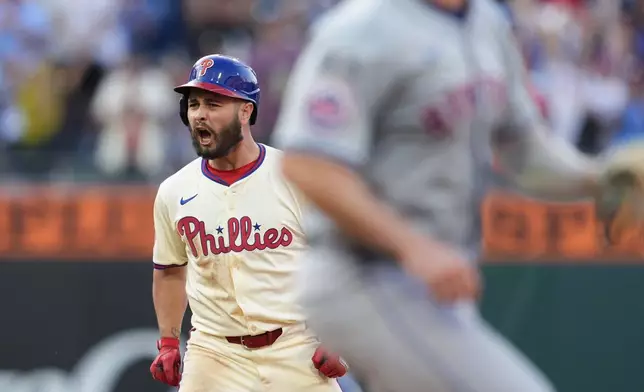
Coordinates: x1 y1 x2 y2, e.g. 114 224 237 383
196 59 215 77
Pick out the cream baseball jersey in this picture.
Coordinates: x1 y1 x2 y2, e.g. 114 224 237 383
152 144 309 337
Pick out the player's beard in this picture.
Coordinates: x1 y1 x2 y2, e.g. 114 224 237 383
190 116 244 160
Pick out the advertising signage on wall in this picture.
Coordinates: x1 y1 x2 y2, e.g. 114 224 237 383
0 185 155 260
481 191 644 262
0 185 642 261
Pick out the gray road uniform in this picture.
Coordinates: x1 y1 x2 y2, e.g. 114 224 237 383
272 0 562 391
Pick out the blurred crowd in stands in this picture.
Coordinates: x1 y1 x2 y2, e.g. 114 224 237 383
0 0 339 182
510 0 644 153
1 0 644 184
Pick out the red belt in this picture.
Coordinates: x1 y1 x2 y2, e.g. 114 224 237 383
226 328 283 349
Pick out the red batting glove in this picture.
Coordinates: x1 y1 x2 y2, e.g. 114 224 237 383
312 346 349 378
150 337 182 386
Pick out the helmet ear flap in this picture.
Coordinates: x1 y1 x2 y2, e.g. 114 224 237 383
179 95 189 126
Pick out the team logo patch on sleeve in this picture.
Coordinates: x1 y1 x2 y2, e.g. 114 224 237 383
305 77 356 130
308 93 345 128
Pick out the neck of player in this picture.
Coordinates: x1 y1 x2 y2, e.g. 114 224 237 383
208 132 259 171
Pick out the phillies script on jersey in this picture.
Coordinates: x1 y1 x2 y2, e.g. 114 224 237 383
178 216 294 256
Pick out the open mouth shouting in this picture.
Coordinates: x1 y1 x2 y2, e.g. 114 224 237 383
194 125 215 147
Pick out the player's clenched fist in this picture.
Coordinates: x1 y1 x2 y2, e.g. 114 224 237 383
150 337 182 386
312 346 349 378
400 236 481 303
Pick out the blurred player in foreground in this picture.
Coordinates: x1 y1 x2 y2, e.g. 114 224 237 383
273 0 605 391
149 54 346 391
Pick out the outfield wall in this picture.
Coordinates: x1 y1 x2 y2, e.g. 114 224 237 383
1 261 642 392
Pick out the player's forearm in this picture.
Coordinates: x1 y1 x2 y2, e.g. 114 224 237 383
282 153 422 259
494 125 601 201
152 268 188 339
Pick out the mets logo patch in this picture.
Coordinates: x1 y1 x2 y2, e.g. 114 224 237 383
305 76 356 131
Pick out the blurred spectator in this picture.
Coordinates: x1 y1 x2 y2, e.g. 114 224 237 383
527 1 587 143
91 55 175 181
250 0 308 142
576 28 630 154
48 60 105 180
609 67 644 147
162 51 199 172
120 0 186 59
513 0 630 155
182 0 255 60
0 0 58 177
40 0 128 67
9 60 65 180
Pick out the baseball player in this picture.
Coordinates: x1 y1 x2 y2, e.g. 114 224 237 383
149 54 347 392
271 0 604 391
